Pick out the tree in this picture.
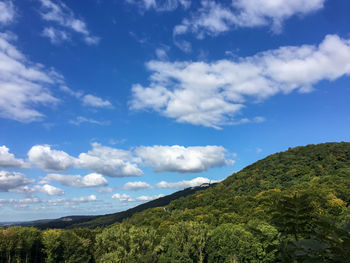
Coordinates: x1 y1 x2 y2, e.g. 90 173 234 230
158 221 211 263
42 229 62 263
95 224 158 263
20 227 42 263
207 223 268 263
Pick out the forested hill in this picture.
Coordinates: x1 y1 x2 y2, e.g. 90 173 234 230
2 142 350 262
35 142 350 229
125 142 350 227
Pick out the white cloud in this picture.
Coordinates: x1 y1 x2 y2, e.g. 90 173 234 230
122 181 151 191
34 184 64 196
0 33 60 122
0 145 26 168
71 194 97 202
0 0 15 25
135 145 234 173
112 192 164 202
47 195 98 206
60 86 111 110
112 193 135 202
174 0 325 38
81 173 108 187
127 0 190 12
47 194 98 205
136 194 164 201
42 27 70 44
41 173 108 188
130 34 350 128
0 171 34 192
77 143 143 177
28 145 76 171
82 94 112 108
9 184 65 197
4 143 233 177
39 0 99 45
69 116 110 126
0 194 98 209
156 176 215 189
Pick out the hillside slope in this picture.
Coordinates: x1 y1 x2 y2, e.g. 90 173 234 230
125 142 350 227
30 142 350 229
32 184 215 229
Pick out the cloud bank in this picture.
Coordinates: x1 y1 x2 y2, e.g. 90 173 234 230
131 34 350 128
135 145 234 173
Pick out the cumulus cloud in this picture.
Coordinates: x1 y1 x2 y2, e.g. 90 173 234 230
121 181 151 191
111 193 135 202
131 34 350 128
82 94 112 108
71 194 97 202
33 184 64 196
0 0 15 25
41 173 108 188
28 145 76 171
77 143 143 177
0 145 26 168
112 192 164 202
174 0 325 38
127 0 190 12
0 171 34 192
8 184 65 196
39 0 99 45
0 32 60 122
135 145 234 173
156 176 216 189
5 143 233 177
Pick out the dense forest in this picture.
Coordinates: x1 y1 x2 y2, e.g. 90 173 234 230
1 142 350 262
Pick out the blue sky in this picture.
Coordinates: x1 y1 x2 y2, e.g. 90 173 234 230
1 0 350 221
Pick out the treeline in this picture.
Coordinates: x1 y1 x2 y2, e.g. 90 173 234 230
1 193 350 263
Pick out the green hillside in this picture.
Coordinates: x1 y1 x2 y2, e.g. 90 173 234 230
66 184 216 229
125 142 350 228
2 142 350 262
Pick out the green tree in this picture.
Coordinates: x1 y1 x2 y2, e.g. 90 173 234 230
20 227 42 263
2 226 22 263
95 224 158 263
60 230 91 263
42 229 62 263
207 223 268 263
158 221 211 263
